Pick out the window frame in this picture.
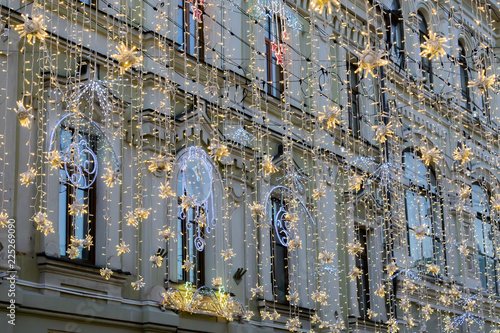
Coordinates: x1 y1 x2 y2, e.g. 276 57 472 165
347 60 361 138
458 42 471 110
269 197 290 303
386 0 405 69
177 0 204 60
418 12 433 88
356 227 371 318
472 181 499 294
58 128 97 265
403 149 446 273
264 14 284 98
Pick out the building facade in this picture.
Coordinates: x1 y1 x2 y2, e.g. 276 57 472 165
0 0 500 332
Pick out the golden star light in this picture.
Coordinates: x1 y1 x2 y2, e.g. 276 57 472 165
355 45 389 77
426 263 440 275
420 31 448 60
158 227 175 241
150 254 164 268
116 242 130 256
419 146 442 166
15 14 48 44
453 146 473 166
100 267 113 280
318 105 342 130
102 167 120 187
135 207 150 219
347 241 364 256
310 0 339 15
319 250 334 264
372 122 394 144
159 182 174 199
181 257 194 271
131 277 145 290
414 224 428 240
468 70 496 93
68 201 88 217
348 267 362 281
491 194 500 212
261 155 278 176
111 43 143 74
208 142 230 161
221 248 236 261
16 101 33 129
20 167 36 186
0 212 9 228
249 202 265 218
46 151 62 170
348 174 364 192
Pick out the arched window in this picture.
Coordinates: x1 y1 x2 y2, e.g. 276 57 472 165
387 0 405 68
418 12 433 88
459 42 471 109
472 182 498 294
269 197 289 302
403 150 445 271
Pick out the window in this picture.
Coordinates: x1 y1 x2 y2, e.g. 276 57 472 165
265 15 284 97
472 183 498 294
418 13 433 88
356 227 370 318
177 0 204 59
58 128 96 263
270 198 289 302
478 56 491 121
347 61 361 138
176 173 205 286
386 0 405 68
403 150 445 272
458 42 471 110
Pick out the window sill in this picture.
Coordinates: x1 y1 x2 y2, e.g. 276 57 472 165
258 299 314 322
37 253 129 300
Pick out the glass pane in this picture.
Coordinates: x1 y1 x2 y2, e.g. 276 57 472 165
485 223 494 256
472 184 489 216
422 235 433 263
409 230 422 262
475 218 485 254
478 254 487 289
406 191 420 229
59 178 67 256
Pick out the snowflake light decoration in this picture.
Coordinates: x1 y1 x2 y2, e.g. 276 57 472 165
208 141 230 161
0 212 9 228
372 122 394 143
20 167 36 187
318 105 342 130
16 101 33 129
116 242 130 256
261 155 278 176
131 277 145 290
420 31 448 60
355 45 389 77
100 267 113 280
46 151 63 170
453 146 473 166
15 14 48 44
469 70 496 93
310 0 339 15
111 43 143 74
419 146 442 166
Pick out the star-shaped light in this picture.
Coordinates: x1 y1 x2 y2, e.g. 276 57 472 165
102 167 120 188
221 248 236 261
422 304 434 321
311 313 321 324
182 257 194 271
349 174 364 192
419 146 442 166
386 318 399 333
82 234 93 249
348 267 362 281
46 151 62 170
33 212 55 236
372 122 394 144
15 14 48 44
147 155 172 173
453 146 473 166
318 105 342 130
116 242 130 256
0 212 9 228
468 70 495 93
459 186 471 201
491 195 500 213
111 43 143 74
385 261 398 277
347 241 364 256
251 285 263 298
375 284 386 297
100 267 113 280
285 317 301 331
16 100 33 129
312 186 326 199
414 224 428 240
261 155 278 176
286 291 299 305
66 246 80 259
355 45 389 77
150 254 164 268
159 182 174 199
135 207 150 219
319 250 334 264
208 141 230 161
420 31 448 60
68 201 88 217
20 167 36 186
180 194 196 210
310 0 339 15
249 202 265 218
131 277 145 290
125 211 138 228
457 243 469 257
311 289 328 305
367 309 378 319
212 277 223 287
288 236 302 250
158 227 175 241
427 263 440 275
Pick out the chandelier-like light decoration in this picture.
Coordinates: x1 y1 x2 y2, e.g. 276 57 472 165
111 43 143 74
310 0 339 15
15 13 48 44
468 70 496 93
